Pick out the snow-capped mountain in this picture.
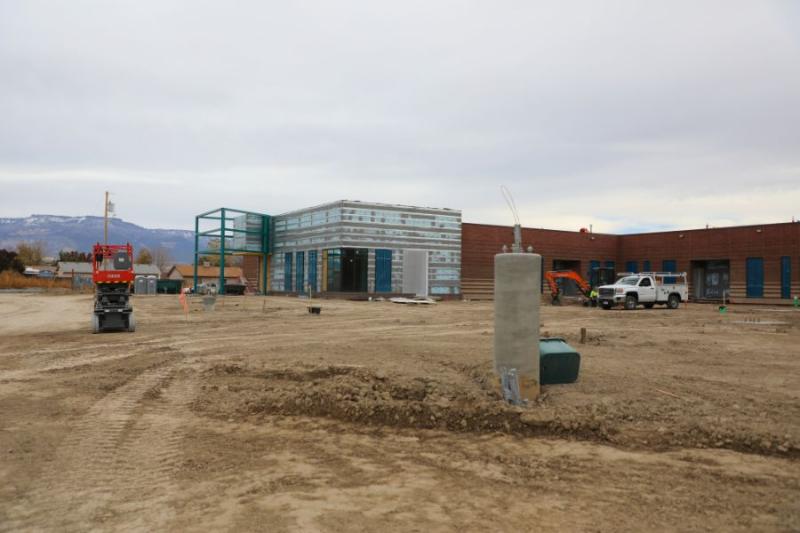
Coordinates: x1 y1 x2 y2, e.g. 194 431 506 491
0 215 195 262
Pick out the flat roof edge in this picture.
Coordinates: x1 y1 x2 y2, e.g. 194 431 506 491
277 200 461 217
461 220 800 237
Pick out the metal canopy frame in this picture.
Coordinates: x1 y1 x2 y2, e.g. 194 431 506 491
194 207 271 294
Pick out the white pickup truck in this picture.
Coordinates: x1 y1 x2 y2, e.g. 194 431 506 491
597 272 688 310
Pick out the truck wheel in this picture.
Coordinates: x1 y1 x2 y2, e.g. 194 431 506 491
91 315 100 334
127 314 136 332
667 294 680 309
624 295 638 310
644 303 655 309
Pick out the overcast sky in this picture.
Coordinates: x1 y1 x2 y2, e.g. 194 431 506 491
1 1 799 232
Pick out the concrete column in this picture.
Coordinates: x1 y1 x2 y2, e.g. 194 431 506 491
494 252 541 400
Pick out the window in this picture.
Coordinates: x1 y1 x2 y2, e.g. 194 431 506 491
308 251 318 292
326 249 341 291
283 252 293 292
639 278 652 287
295 251 305 294
662 260 677 273
588 260 600 279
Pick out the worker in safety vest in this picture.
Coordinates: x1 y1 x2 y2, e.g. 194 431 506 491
589 289 599 307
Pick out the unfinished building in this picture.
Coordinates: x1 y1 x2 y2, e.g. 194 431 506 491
270 201 461 296
193 201 797 303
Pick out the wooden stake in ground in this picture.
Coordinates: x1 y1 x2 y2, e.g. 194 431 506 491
580 327 587 344
654 388 684 401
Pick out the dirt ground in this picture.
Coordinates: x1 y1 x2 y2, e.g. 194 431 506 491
0 292 798 532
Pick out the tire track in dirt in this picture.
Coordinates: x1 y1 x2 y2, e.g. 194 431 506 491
0 337 171 360
2 361 199 532
100 369 200 530
0 342 177 383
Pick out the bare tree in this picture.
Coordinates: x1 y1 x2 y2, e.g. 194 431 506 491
16 241 46 266
152 246 173 272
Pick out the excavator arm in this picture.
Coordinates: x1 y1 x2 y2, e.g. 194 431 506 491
544 270 592 304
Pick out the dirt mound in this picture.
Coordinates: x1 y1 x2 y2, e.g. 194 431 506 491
197 363 611 438
196 362 800 458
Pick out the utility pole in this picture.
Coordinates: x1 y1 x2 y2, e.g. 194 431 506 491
104 191 109 245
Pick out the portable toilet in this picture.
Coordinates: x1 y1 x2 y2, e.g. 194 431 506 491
147 276 157 295
134 275 147 295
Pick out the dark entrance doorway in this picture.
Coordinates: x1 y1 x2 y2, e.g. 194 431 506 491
341 248 368 292
691 260 730 300
552 259 582 296
325 248 368 292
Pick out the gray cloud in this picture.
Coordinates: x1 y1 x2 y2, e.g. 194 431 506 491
1 0 798 231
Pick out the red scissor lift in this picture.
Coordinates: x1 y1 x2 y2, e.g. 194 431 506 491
92 243 136 333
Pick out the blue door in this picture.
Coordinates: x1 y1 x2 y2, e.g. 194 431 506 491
284 252 293 292
642 260 651 272
746 257 763 298
308 250 317 292
295 251 305 293
781 256 791 299
625 261 638 273
588 260 600 280
375 249 392 292
662 260 677 273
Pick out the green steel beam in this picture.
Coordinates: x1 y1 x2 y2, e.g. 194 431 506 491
193 216 199 293
219 209 226 294
194 207 272 295
216 207 262 215
198 228 263 236
196 207 223 218
262 214 269 293
197 248 263 255
198 207 269 218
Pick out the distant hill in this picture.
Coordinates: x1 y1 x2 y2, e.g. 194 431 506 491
0 215 195 262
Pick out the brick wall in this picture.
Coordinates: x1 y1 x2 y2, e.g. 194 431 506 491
241 255 262 293
618 223 800 300
462 221 800 302
462 223 619 280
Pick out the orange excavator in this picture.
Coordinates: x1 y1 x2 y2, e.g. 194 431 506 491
545 270 592 305
545 267 617 305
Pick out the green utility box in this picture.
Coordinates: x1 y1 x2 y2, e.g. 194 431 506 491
539 338 581 385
